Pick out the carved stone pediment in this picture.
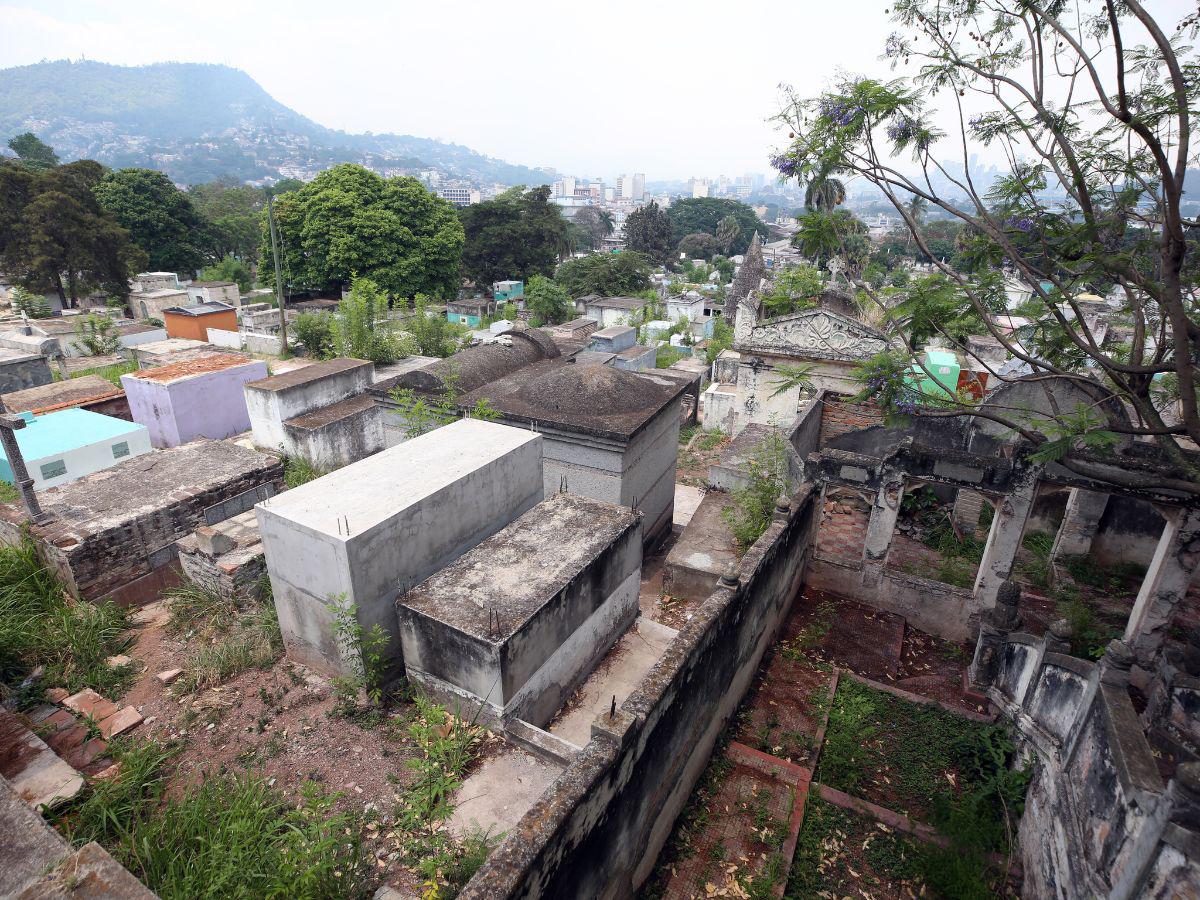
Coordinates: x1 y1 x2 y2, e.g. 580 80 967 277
734 307 890 363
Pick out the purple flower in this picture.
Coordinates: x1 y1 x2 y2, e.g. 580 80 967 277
771 154 799 177
820 96 860 127
1004 215 1035 233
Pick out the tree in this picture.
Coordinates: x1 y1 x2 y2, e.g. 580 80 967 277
459 186 568 287
792 209 868 271
201 255 253 293
402 297 470 358
10 286 52 319
715 215 741 254
573 206 614 251
94 168 212 273
0 160 145 306
678 232 721 260
771 1 1200 494
333 276 406 365
267 164 464 299
524 274 573 326
6 133 59 171
623 201 674 265
804 175 847 211
667 198 767 255
72 315 122 356
291 311 336 359
554 252 652 298
188 178 265 260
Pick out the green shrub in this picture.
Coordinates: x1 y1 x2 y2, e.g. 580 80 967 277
0 538 133 696
722 431 791 552
290 311 336 358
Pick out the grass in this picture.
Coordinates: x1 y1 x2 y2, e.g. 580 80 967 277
282 455 331 489
1053 583 1122 660
0 480 18 504
163 576 283 693
62 359 139 386
655 345 689 368
49 739 373 899
817 680 1029 856
1017 531 1055 588
0 537 134 699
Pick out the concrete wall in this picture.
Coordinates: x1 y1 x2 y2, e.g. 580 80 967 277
117 327 168 349
0 355 52 394
122 360 268 448
206 328 243 350
460 486 817 899
22 428 152 490
244 333 282 355
282 396 385 468
245 360 373 453
255 420 545 676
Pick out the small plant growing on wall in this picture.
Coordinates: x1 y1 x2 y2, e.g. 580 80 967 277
723 430 792 552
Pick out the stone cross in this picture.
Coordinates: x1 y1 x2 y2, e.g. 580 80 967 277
0 414 50 524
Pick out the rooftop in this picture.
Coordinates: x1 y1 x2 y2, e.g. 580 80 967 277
245 358 371 394
1 376 123 415
163 302 236 316
189 281 237 289
0 408 143 461
399 494 639 640
8 440 279 532
256 419 540 539
372 330 559 398
122 353 260 384
584 296 649 310
461 359 688 440
284 393 376 431
132 289 188 299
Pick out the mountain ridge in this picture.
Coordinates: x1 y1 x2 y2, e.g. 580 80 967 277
0 60 554 186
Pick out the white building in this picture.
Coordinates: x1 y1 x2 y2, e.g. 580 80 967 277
0 408 152 491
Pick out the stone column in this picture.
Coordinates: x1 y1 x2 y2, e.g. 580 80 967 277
973 467 1039 613
0 414 50 525
1125 507 1200 672
863 475 903 566
968 578 1021 688
951 489 986 538
1050 488 1109 561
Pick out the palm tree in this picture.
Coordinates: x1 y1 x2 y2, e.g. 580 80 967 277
904 195 928 252
804 176 847 212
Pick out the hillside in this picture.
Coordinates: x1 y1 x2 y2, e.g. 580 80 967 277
0 60 553 186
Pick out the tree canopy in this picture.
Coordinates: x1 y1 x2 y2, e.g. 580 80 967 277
524 274 573 326
623 201 674 265
554 252 652 298
187 178 265 261
770 0 1200 494
265 164 464 298
6 133 59 171
94 168 212 273
677 232 722 260
666 197 767 255
459 186 568 287
0 160 145 305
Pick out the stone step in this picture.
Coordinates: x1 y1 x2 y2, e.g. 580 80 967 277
0 710 84 810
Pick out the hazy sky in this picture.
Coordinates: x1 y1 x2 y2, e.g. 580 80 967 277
0 0 1192 180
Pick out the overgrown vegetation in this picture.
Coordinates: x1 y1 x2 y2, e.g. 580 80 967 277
722 430 791 552
71 314 122 356
163 575 281 693
817 679 1029 886
389 368 498 440
50 739 372 899
62 359 139 386
283 455 330 488
0 537 134 699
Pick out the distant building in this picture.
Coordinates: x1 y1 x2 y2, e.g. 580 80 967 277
162 302 238 342
438 186 480 207
446 298 496 327
131 288 189 322
584 296 651 329
492 280 524 305
0 408 151 490
187 281 240 307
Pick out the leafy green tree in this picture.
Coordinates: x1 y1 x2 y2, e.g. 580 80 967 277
759 265 825 316
0 160 145 306
6 133 59 171
667 197 767 255
72 315 122 356
792 209 868 272
524 274 572 326
201 255 253 293
573 206 614 251
267 164 464 298
402 297 470 358
554 252 652 298
291 311 336 358
265 178 305 198
333 276 406 365
10 286 53 319
623 201 674 265
711 255 735 283
188 178 265 260
715 215 741 254
771 0 1200 493
94 168 212 272
677 232 721 260
804 175 847 211
459 186 568 287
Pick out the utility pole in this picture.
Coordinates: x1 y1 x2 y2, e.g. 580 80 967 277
268 194 289 356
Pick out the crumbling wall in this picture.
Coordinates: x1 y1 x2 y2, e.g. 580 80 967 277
460 485 817 899
973 618 1198 899
818 393 884 447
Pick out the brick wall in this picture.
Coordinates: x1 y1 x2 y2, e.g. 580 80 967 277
818 394 885 447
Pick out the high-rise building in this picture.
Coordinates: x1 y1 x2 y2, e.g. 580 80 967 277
632 173 646 201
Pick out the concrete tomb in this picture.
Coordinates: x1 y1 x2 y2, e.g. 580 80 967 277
255 419 544 676
244 357 382 466
397 493 643 726
122 354 268 448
